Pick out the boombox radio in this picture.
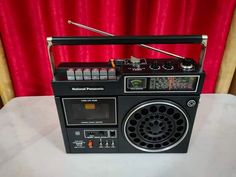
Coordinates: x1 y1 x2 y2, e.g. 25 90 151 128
47 26 207 153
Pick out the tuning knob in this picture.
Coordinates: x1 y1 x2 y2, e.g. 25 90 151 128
150 61 160 70
180 58 194 71
163 61 174 70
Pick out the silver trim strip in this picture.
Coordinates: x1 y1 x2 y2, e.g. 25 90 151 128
123 101 189 152
47 37 55 77
62 97 117 126
124 75 200 93
199 35 208 71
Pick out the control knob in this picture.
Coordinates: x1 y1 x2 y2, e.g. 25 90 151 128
180 58 194 71
163 61 174 70
150 61 160 70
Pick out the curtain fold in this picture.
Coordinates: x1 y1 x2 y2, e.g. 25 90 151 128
0 0 235 96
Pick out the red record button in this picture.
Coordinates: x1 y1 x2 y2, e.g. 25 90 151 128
87 140 93 148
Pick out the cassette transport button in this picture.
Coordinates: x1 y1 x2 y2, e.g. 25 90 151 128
108 68 116 80
75 68 83 80
66 68 75 80
99 68 107 80
83 68 91 80
91 68 99 80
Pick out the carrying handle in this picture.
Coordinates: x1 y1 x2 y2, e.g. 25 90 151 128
47 35 207 76
48 35 204 45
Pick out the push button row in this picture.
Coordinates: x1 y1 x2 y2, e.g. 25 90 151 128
66 68 116 80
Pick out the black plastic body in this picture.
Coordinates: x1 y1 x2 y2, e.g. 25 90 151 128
52 59 205 153
50 35 205 153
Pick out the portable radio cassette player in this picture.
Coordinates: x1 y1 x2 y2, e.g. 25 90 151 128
47 34 207 153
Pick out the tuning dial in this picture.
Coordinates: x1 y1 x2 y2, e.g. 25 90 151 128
162 61 174 70
180 58 194 71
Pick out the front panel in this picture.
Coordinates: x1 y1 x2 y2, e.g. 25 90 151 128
52 57 204 153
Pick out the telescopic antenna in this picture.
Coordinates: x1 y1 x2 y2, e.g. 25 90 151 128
68 20 185 59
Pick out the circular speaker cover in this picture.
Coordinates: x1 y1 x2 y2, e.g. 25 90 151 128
124 100 189 152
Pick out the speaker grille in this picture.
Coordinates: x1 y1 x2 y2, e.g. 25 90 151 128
124 101 189 152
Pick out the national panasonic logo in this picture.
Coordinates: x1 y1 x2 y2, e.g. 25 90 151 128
71 87 104 91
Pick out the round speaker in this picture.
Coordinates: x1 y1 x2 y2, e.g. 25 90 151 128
124 100 189 152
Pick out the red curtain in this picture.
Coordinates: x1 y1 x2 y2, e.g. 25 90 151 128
0 0 235 96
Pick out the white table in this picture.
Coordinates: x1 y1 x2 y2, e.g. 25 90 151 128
0 94 235 177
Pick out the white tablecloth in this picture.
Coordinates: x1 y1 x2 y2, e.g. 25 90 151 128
0 94 235 177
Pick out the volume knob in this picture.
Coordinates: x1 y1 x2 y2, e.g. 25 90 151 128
180 58 194 71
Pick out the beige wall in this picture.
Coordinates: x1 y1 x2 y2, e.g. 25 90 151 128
215 9 236 94
0 39 14 105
